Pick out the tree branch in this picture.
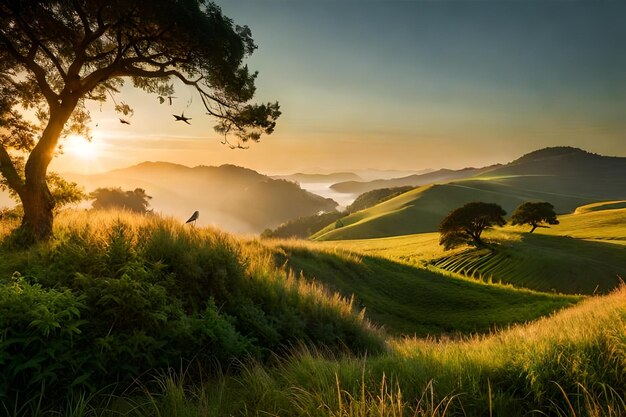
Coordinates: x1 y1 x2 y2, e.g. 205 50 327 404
0 144 24 195
11 14 68 82
0 33 60 106
71 0 93 37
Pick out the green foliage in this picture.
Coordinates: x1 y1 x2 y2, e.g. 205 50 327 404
439 202 506 250
346 186 414 213
261 211 344 239
10 287 626 417
0 214 381 410
47 173 87 212
90 187 152 213
511 201 559 232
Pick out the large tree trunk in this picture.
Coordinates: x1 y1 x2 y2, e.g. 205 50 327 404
17 99 77 244
19 180 55 244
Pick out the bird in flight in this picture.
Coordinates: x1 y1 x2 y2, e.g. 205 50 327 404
173 113 191 125
119 118 131 125
185 210 199 225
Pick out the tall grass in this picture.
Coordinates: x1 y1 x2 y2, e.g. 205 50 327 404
1 211 624 416
0 210 383 413
124 285 624 417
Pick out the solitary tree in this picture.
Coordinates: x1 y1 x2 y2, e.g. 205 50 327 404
438 202 506 250
511 201 559 233
0 0 280 243
90 187 151 213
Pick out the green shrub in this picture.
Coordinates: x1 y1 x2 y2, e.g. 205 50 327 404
0 214 381 410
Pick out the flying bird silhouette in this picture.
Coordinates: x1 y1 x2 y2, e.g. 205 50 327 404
173 113 191 125
185 210 199 225
119 118 130 125
167 96 177 105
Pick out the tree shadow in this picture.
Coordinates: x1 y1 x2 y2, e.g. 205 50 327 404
272 244 578 338
432 233 625 295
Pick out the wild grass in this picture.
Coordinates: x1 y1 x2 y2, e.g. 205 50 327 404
11 285 623 416
0 210 382 412
1 210 624 416
260 239 579 335
318 208 626 295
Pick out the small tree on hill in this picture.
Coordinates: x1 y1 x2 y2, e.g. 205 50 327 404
90 187 152 214
511 202 559 233
439 202 506 250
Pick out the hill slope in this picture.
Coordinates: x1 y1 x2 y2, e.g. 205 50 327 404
64 162 337 233
317 207 626 294
314 147 626 240
268 242 578 335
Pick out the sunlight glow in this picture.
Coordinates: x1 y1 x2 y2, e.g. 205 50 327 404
64 134 100 160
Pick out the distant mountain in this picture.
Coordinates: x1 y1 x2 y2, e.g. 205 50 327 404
476 146 625 178
330 165 501 194
64 162 337 233
351 168 434 181
273 172 363 183
313 147 626 240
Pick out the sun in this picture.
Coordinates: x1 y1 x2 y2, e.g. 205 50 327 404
64 134 100 160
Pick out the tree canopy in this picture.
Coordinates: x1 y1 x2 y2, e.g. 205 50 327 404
0 0 279 242
90 187 152 214
511 202 559 233
439 202 506 250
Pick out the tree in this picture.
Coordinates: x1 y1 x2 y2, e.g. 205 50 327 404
511 201 559 233
90 187 152 214
438 202 506 250
0 1 280 243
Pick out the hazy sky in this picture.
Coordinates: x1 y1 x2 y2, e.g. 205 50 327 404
53 0 626 175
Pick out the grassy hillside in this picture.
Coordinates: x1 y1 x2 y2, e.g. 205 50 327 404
315 147 626 241
39 285 626 417
267 242 579 335
0 212 381 410
1 211 623 416
312 179 593 241
574 200 626 214
319 207 626 294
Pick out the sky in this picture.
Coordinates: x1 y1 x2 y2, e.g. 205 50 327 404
52 0 626 175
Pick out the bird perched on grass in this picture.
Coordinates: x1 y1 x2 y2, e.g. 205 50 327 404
186 210 199 225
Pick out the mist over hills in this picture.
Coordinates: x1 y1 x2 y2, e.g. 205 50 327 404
63 162 338 233
273 172 363 183
313 147 626 240
330 165 502 194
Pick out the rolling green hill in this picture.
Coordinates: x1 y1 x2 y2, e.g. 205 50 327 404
313 147 626 241
1 211 622 416
268 242 579 335
317 207 626 294
574 200 626 214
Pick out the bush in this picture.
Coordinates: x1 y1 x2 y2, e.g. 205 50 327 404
0 214 382 409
